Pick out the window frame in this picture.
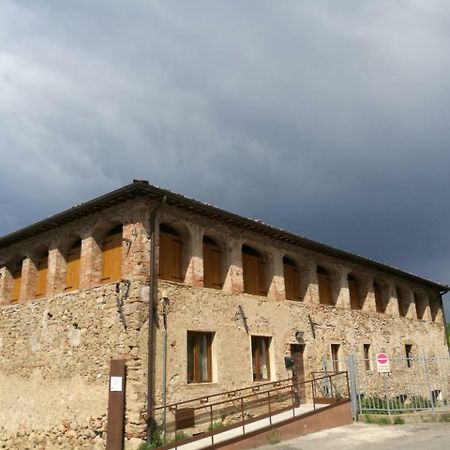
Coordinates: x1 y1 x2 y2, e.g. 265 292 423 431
187 331 213 384
251 335 271 382
331 343 341 373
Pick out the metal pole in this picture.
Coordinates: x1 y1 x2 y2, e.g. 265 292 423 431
421 354 434 413
383 374 391 415
161 298 169 441
347 354 359 421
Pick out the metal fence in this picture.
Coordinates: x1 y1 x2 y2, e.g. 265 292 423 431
321 354 450 417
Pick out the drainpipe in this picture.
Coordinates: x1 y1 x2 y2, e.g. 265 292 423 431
147 196 166 444
439 288 449 348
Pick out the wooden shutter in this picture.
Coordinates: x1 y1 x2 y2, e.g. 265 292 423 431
101 230 122 283
243 246 266 296
11 268 22 304
65 243 81 292
159 229 183 282
242 253 258 294
374 282 384 313
348 277 361 309
257 258 266 295
203 240 222 289
318 271 332 305
35 256 48 298
284 259 301 300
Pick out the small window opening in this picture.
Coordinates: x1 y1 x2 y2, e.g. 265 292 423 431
331 344 341 373
405 344 413 368
363 344 371 371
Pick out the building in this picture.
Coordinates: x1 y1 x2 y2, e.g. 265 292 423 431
0 180 448 449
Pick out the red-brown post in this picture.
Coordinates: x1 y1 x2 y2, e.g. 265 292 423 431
106 359 126 450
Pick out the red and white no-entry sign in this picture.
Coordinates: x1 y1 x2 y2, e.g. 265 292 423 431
376 352 390 373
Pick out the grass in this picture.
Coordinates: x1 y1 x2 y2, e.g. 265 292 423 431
267 429 281 445
208 421 225 432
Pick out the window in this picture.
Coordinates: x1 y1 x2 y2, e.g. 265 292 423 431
331 344 340 372
203 236 222 289
65 240 81 292
283 257 301 300
348 274 362 310
414 292 426 320
251 336 271 381
317 266 333 305
159 224 183 282
187 332 213 383
397 287 408 317
373 281 386 313
242 246 266 296
101 225 123 283
405 344 413 368
11 265 22 304
35 255 48 298
363 344 371 371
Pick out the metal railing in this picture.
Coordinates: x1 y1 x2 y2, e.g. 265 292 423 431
151 371 349 449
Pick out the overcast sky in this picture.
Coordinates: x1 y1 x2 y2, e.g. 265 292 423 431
1 1 449 316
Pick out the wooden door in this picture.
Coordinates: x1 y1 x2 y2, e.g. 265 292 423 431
290 344 306 403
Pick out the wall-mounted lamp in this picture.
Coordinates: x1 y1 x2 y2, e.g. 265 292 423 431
295 331 305 343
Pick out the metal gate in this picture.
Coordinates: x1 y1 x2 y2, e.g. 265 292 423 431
320 354 450 418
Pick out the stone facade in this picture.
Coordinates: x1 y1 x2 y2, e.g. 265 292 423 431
0 182 447 449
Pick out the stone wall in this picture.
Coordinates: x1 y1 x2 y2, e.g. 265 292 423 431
0 282 149 449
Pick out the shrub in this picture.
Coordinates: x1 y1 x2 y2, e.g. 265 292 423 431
393 416 405 425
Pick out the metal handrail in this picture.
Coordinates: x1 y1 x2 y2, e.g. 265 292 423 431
152 371 350 449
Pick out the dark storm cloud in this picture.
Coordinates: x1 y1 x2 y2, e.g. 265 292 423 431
1 1 450 313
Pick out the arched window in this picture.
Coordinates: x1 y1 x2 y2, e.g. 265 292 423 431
35 254 48 298
317 266 333 305
283 256 301 300
203 236 222 289
414 292 426 320
397 287 408 317
101 225 123 283
159 224 183 282
348 274 362 310
242 245 266 296
65 240 81 292
11 264 23 304
373 280 386 313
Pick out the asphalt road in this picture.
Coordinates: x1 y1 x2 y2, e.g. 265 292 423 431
259 422 450 450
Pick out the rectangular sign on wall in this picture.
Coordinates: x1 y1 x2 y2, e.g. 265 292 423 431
376 353 390 373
